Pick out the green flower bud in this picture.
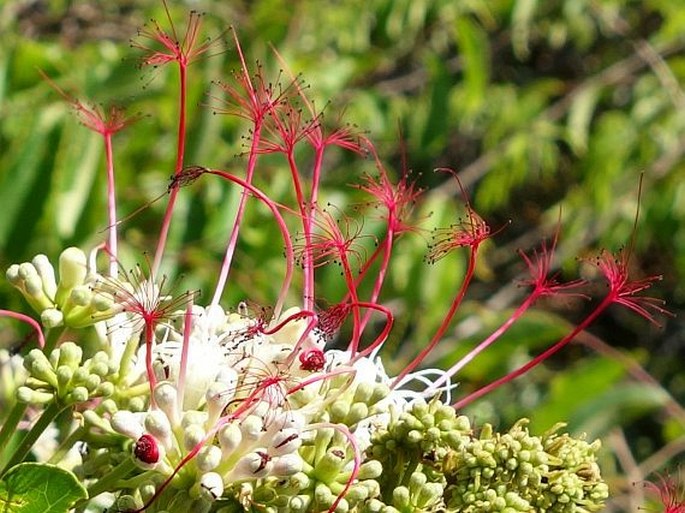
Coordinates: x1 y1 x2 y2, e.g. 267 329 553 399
312 447 347 483
353 382 374 404
84 374 101 392
92 293 114 312
67 386 89 404
95 382 114 397
314 483 334 508
55 247 88 305
392 486 410 509
69 285 92 307
330 400 350 423
357 460 382 480
57 342 83 369
128 396 146 412
26 349 58 388
347 402 369 425
32 254 57 299
56 365 73 389
17 386 53 404
289 495 311 513
416 482 443 509
41 308 64 329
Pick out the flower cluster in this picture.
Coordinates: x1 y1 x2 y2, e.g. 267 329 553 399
0 2 672 513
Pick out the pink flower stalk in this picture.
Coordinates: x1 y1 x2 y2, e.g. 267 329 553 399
296 206 374 353
351 143 423 333
453 245 669 409
132 1 223 276
391 170 494 388
642 471 685 513
209 33 298 309
426 225 587 393
0 310 46 349
40 71 140 277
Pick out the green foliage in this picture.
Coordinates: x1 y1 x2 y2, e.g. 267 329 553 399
0 463 87 513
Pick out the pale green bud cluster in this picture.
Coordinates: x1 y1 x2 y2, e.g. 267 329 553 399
442 419 608 512
364 399 608 513
6 248 117 328
18 342 117 406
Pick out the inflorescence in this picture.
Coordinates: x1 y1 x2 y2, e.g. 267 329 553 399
0 2 672 512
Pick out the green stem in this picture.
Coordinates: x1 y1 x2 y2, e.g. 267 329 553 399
47 425 86 465
0 402 66 477
43 326 65 356
86 457 137 499
0 404 26 455
0 327 65 468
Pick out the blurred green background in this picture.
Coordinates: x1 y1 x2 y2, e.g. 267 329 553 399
1 0 684 510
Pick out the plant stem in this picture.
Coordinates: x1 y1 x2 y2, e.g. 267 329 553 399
86 457 137 499
104 132 118 277
0 327 64 459
0 402 66 477
47 425 86 465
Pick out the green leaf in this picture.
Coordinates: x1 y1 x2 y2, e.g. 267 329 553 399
0 463 87 513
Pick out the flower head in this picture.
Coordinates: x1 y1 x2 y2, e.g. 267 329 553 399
592 248 671 325
642 471 685 513
132 2 222 69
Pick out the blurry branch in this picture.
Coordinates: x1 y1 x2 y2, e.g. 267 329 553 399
638 435 685 476
609 428 644 512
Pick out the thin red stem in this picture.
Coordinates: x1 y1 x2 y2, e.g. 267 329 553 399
153 62 188 276
348 301 394 362
427 293 538 393
0 310 46 349
210 127 262 309
206 167 293 317
391 246 478 388
452 295 612 409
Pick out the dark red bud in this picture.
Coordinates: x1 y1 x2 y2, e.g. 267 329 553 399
134 434 160 464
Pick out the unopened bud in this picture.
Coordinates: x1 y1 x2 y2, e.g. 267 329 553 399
41 308 64 329
111 410 144 439
145 410 172 448
197 445 222 472
32 254 57 299
199 472 224 501
271 453 303 476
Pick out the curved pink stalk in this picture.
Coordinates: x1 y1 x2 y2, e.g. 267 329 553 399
103 133 118 276
305 422 361 513
204 168 294 317
391 245 478 389
152 64 187 276
0 310 45 349
427 230 587 393
210 130 262 309
453 295 612 409
454 242 670 409
348 302 394 362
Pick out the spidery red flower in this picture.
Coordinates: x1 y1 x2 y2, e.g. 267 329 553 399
642 471 685 513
